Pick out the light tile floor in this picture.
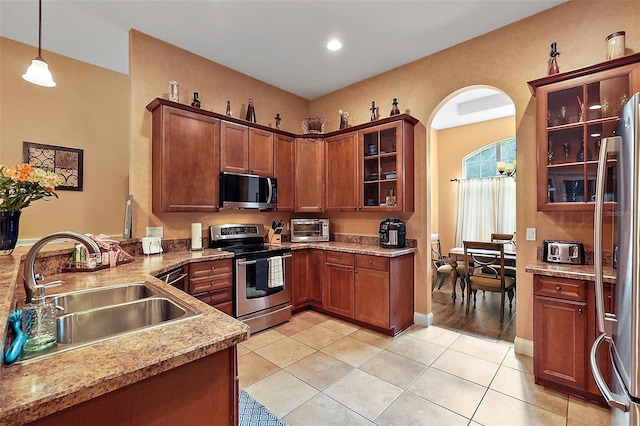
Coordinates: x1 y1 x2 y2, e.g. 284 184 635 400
239 311 611 426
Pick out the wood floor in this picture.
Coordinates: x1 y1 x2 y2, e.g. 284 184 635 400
431 277 516 342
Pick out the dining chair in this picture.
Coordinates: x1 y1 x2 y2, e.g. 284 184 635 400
431 234 466 297
490 233 516 278
464 240 515 322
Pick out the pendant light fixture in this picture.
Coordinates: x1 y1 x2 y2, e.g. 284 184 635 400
23 0 56 87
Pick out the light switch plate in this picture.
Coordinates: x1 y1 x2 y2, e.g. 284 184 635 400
526 228 536 241
146 226 164 238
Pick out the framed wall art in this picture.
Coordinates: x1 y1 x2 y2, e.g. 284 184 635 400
23 141 84 191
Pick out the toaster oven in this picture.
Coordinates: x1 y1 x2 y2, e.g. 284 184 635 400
542 240 585 265
290 219 329 242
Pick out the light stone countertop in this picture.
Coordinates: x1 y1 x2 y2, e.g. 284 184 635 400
525 260 617 283
0 247 244 425
0 240 414 424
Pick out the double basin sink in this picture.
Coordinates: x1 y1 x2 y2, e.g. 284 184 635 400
18 281 201 363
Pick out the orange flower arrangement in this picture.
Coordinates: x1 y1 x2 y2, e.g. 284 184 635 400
0 163 61 211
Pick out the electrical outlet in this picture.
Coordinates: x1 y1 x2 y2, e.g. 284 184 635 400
526 228 536 241
146 226 164 238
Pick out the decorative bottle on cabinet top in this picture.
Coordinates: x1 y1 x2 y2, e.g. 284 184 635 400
390 98 400 116
191 92 201 108
225 100 232 117
370 101 377 121
548 42 560 75
246 99 256 123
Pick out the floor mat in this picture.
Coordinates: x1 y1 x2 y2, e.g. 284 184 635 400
239 388 288 426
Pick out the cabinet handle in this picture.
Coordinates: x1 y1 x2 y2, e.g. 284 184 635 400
368 260 372 264
211 266 216 270
556 286 561 291
578 308 583 314
211 281 216 285
211 296 216 300
337 256 341 260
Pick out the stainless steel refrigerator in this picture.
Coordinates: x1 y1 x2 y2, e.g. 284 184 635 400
592 92 640 425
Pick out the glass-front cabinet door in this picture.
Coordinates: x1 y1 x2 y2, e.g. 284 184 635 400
358 118 415 212
530 55 640 212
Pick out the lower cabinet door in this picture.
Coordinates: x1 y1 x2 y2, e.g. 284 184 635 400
324 263 354 318
354 267 390 329
534 295 587 391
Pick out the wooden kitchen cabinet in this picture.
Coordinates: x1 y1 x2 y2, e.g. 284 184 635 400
323 251 414 335
146 99 220 213
274 134 295 212
528 52 640 212
220 122 274 176
359 117 416 212
189 259 234 315
533 274 615 402
32 346 238 426
293 249 324 310
324 252 355 318
325 131 359 211
295 137 324 212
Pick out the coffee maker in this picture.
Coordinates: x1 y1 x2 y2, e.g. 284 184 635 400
379 218 406 248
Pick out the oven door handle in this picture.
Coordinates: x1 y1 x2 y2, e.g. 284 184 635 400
236 253 292 266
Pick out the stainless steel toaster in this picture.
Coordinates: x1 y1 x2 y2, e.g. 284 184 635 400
542 240 585 265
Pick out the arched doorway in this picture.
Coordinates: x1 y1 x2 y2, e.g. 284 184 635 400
429 86 517 341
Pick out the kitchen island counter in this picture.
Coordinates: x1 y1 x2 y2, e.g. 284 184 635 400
0 246 247 425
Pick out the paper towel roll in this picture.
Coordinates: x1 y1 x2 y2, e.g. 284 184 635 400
191 223 202 249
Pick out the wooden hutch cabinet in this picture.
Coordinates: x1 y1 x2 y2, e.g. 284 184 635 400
146 99 220 213
528 52 640 212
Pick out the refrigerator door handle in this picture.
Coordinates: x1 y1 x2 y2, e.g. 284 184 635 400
594 136 620 336
590 333 630 412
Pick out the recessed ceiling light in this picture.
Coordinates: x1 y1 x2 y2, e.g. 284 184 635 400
327 39 342 51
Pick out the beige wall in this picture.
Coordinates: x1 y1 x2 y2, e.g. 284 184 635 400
309 1 640 342
128 30 310 240
436 116 516 253
0 38 129 239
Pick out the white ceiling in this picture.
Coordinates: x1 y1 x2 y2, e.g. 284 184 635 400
1 0 563 125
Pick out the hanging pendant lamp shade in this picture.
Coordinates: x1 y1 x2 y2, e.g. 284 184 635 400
22 0 56 87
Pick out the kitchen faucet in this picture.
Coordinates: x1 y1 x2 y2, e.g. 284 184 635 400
23 231 100 303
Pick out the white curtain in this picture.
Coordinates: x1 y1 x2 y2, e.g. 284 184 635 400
454 177 516 246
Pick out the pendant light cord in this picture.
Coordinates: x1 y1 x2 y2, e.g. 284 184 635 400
37 0 42 59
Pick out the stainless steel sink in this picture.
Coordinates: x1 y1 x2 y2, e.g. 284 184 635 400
16 282 201 363
47 282 157 314
56 297 196 345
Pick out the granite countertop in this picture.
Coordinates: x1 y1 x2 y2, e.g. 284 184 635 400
526 260 617 284
0 247 246 425
274 241 418 257
0 239 412 424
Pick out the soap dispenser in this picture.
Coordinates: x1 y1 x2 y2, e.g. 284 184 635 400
22 286 57 353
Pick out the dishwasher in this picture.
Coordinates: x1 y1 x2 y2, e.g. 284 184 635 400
155 266 188 292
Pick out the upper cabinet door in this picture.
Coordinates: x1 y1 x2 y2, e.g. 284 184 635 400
295 137 324 212
249 128 274 177
220 121 249 174
528 53 640 212
150 104 220 213
274 134 295 212
325 131 359 211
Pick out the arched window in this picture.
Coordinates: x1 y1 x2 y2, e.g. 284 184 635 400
464 138 516 178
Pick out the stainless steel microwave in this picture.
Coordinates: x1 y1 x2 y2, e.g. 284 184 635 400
219 172 277 209
291 219 329 242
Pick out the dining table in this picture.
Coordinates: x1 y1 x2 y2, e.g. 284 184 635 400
446 244 517 299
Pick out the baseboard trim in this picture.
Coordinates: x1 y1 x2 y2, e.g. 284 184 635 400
514 337 534 357
414 312 433 327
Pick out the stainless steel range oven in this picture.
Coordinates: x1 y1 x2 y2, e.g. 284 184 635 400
209 224 292 334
